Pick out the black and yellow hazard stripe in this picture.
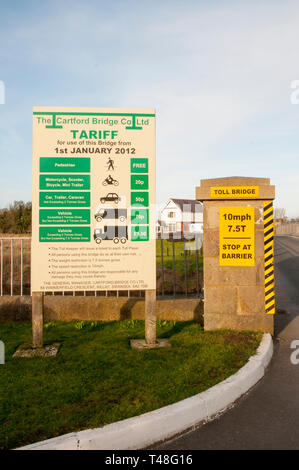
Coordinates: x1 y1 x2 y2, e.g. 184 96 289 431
264 201 275 314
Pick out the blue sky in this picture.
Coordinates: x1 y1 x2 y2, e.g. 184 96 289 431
1 0 299 215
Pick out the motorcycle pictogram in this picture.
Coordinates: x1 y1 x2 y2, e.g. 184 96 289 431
102 175 119 186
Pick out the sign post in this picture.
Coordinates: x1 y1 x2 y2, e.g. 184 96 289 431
145 289 156 345
196 177 275 334
31 107 156 347
32 292 43 348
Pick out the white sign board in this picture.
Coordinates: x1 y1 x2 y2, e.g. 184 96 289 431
31 107 156 292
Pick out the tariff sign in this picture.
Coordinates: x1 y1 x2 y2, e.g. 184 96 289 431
31 107 156 292
219 206 255 266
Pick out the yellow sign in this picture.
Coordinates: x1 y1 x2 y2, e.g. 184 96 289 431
211 186 259 199
219 207 255 266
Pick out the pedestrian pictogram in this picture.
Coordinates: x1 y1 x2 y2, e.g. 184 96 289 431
107 157 115 171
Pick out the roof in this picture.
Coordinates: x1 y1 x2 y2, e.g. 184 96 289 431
170 198 203 212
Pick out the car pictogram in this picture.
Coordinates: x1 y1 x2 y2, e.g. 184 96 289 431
100 193 120 204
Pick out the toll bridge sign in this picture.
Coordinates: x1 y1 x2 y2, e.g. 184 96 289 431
219 206 255 267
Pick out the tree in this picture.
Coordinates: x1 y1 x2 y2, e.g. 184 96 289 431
0 201 32 233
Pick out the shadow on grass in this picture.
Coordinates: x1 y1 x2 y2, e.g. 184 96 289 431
158 321 200 339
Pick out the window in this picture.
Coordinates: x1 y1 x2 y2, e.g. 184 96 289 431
168 224 176 232
168 211 176 218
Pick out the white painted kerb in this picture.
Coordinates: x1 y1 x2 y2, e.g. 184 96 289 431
17 333 273 450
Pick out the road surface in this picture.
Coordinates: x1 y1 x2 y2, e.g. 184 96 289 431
156 236 299 450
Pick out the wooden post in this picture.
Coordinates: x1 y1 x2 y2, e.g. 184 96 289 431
32 292 44 348
145 289 156 345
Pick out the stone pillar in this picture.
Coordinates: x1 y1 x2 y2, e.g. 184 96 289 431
196 177 275 334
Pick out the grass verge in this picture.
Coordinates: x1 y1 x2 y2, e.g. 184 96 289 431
0 320 262 449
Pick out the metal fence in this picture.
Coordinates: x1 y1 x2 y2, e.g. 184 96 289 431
0 237 31 296
0 236 203 298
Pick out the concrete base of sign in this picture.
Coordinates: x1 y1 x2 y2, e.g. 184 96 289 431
17 334 272 450
13 343 61 358
130 339 171 350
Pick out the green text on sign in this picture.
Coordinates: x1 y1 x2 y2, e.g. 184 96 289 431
131 192 149 207
130 158 148 173
131 208 149 224
39 209 90 225
39 227 90 242
39 192 90 207
131 225 149 241
131 175 148 190
39 175 90 190
40 157 90 173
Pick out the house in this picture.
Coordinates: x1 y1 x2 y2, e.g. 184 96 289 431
159 198 203 236
156 219 162 235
